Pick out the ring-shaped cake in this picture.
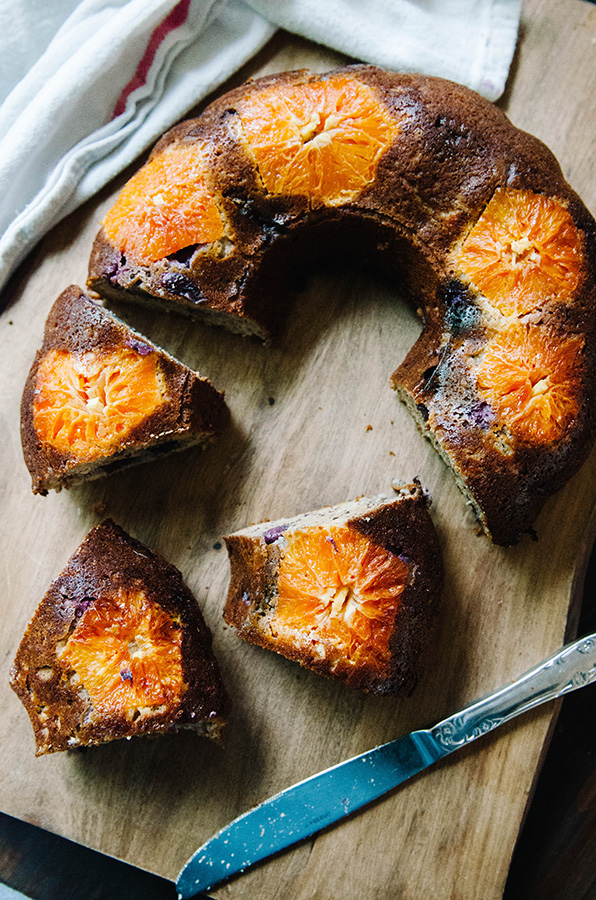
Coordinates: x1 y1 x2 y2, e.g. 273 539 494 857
88 65 596 546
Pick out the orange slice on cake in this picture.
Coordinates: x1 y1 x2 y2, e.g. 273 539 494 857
102 143 226 265
273 524 409 671
236 74 400 206
33 347 165 461
476 323 583 443
458 188 583 316
58 587 184 718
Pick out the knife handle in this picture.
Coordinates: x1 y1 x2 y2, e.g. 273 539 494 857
429 631 596 752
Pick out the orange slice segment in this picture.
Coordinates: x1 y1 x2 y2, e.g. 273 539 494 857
476 323 583 443
273 525 408 671
236 74 400 207
102 143 226 265
33 348 165 460
58 588 184 716
458 188 583 316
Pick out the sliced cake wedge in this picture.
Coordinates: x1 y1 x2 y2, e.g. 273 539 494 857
20 285 229 494
10 520 230 755
223 484 442 696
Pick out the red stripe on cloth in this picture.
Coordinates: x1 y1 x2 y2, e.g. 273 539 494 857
112 0 192 119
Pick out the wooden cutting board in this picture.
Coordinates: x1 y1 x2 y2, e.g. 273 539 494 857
1 1 595 897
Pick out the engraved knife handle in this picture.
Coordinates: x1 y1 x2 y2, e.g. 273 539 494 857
430 631 596 752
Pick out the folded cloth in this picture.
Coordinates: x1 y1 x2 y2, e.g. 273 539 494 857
0 0 521 295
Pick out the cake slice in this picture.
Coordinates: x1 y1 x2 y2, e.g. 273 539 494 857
20 285 229 494
223 484 442 695
10 520 230 755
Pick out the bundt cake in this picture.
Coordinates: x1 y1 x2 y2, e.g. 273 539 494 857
223 484 442 696
87 65 596 545
20 285 229 494
10 520 230 755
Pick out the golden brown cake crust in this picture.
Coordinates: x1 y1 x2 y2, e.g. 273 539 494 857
10 519 230 755
223 485 442 696
20 285 229 494
88 66 596 544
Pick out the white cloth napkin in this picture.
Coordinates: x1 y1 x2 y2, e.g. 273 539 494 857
0 0 521 294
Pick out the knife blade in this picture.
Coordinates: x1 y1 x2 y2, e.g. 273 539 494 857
177 630 596 898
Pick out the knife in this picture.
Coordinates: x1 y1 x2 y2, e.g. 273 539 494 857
177 630 596 898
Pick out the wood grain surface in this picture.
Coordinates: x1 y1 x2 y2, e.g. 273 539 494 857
1 1 595 898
